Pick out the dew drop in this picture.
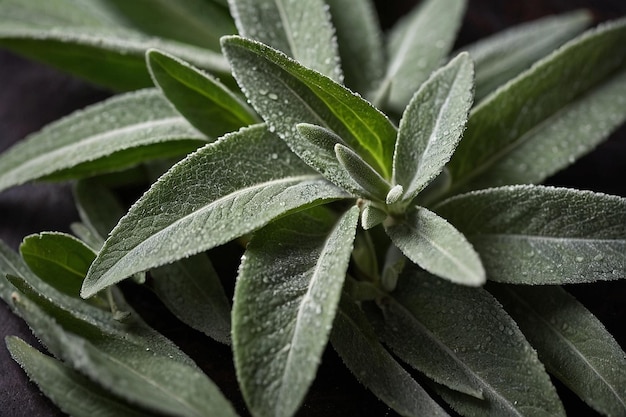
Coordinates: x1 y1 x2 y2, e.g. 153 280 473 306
268 93 278 100
592 254 604 261
575 256 584 263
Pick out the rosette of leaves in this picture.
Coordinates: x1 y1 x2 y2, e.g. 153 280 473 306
1 1 625 417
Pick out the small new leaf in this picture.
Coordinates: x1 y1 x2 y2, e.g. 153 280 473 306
335 144 391 201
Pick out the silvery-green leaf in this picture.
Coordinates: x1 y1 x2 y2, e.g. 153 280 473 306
0 240 39 304
228 0 341 81
83 125 347 297
73 179 126 244
385 206 485 286
70 222 104 252
462 10 591 101
335 144 390 200
233 205 359 417
0 89 207 193
361 203 387 231
221 35 397 179
147 49 259 138
393 52 474 203
490 284 626 417
384 269 565 417
331 295 450 417
150 253 231 345
434 185 626 284
448 19 626 194
6 336 153 417
373 0 466 112
326 0 384 94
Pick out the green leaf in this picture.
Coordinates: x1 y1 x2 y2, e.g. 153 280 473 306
335 143 390 200
373 0 466 112
228 0 341 81
393 52 474 203
0 89 207 192
233 205 358 417
150 253 231 345
6 336 153 417
385 206 485 286
490 284 626 417
434 185 626 284
384 269 565 417
463 10 591 102
221 35 398 179
448 19 626 194
73 179 126 244
146 49 260 138
326 0 384 95
0 239 39 305
83 124 347 297
331 295 450 417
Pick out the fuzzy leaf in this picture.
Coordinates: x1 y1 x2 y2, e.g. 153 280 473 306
73 179 126 244
490 284 626 416
83 125 347 297
6 336 153 417
228 0 341 81
221 35 397 179
393 52 474 203
449 19 626 194
0 89 207 193
435 185 626 284
233 206 359 417
385 206 485 286
463 10 591 101
0 240 39 304
335 144 390 200
150 253 231 345
331 295 450 417
147 49 259 137
374 0 466 112
384 269 565 417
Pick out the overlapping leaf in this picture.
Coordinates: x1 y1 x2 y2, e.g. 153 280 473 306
73 179 126 244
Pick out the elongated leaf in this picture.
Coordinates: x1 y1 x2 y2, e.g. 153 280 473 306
448 19 626 194
150 253 231 345
6 336 153 417
228 0 341 81
0 240 39 304
490 284 626 417
335 144 390 200
0 89 207 193
393 52 474 203
434 185 626 284
74 179 126 244
331 295 450 417
463 10 591 102
386 269 565 417
373 0 466 112
233 206 359 417
326 0 384 95
83 125 347 297
385 206 485 286
221 35 397 179
147 49 259 138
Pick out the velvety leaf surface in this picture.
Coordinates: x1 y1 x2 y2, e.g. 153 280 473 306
233 206 359 417
147 49 259 138
490 284 626 417
0 89 206 192
83 125 347 297
0 240 39 304
335 144 390 200
228 0 341 81
331 295 450 417
73 180 126 244
221 35 397 179
434 185 626 284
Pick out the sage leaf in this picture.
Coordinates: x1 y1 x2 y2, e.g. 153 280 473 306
147 49 260 138
233 205 359 417
70 223 105 252
228 0 341 81
6 336 153 417
385 206 485 286
73 179 126 244
386 269 565 417
331 295 450 417
0 89 207 193
326 0 384 95
463 10 591 102
490 284 626 417
150 253 231 345
0 240 39 305
361 203 387 231
434 185 626 284
83 125 347 297
335 144 391 200
393 52 474 203
221 35 397 179
374 0 466 112
448 19 626 194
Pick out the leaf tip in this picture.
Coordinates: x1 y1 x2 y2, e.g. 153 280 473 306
386 185 404 205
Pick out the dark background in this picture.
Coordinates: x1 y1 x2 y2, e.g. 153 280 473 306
1 1 625 416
